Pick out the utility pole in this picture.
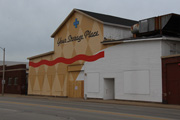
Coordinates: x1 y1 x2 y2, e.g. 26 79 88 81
0 47 5 96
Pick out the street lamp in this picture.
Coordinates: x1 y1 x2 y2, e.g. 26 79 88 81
0 47 5 96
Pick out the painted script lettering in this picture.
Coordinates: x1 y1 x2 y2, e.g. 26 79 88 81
84 30 99 38
57 30 99 46
68 35 84 42
57 38 67 46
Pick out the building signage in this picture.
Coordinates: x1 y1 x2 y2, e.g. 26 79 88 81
57 30 99 46
73 18 79 28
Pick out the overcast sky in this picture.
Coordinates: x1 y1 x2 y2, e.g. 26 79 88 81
0 0 180 62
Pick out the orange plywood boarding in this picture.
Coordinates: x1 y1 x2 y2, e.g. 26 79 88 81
68 71 84 98
68 65 84 72
68 81 84 98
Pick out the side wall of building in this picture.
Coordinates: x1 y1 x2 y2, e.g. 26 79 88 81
104 25 132 40
161 40 180 56
28 11 105 97
84 40 163 102
0 64 27 94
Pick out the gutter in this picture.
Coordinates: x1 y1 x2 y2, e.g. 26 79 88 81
101 36 180 45
27 51 54 60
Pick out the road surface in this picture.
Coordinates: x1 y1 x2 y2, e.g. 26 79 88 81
0 96 180 120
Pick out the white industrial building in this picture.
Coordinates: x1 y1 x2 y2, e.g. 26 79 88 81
83 13 180 103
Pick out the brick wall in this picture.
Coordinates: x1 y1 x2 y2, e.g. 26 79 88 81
0 64 27 94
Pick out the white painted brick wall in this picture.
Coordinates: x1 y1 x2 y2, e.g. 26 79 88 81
84 40 163 102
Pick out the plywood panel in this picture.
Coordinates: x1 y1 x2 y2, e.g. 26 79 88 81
68 65 84 72
68 81 74 97
68 71 84 98
42 75 51 95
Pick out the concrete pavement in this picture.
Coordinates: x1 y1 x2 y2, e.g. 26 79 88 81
1 94 180 120
1 94 180 110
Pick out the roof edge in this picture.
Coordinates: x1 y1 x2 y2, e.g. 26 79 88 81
101 37 163 45
103 22 131 29
51 9 75 38
101 36 180 45
75 9 104 24
27 51 54 60
51 9 104 38
162 54 180 59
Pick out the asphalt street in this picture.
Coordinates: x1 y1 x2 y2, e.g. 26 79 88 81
0 96 180 120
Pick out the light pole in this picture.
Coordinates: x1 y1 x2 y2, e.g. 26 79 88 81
0 47 5 96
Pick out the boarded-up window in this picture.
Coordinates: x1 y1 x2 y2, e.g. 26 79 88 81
123 70 149 94
87 73 99 92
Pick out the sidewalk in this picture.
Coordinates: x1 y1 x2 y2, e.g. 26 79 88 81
1 94 180 110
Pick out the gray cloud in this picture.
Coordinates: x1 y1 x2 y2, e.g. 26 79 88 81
0 0 180 62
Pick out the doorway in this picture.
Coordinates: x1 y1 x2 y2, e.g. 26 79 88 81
104 78 115 100
166 63 180 105
68 71 84 98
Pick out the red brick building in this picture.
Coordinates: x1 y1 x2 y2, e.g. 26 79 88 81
0 64 27 94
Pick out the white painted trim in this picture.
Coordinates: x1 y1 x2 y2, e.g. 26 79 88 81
123 37 163 43
102 36 180 45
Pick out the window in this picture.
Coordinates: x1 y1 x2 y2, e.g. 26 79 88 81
8 78 12 85
14 77 18 85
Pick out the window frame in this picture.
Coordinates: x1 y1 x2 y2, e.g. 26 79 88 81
8 78 12 85
14 77 18 85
